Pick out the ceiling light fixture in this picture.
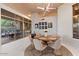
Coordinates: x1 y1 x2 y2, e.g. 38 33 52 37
37 4 56 12
28 14 31 17
37 3 56 20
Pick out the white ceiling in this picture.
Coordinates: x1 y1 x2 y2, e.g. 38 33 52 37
3 3 63 17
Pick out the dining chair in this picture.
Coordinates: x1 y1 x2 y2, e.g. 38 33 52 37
29 34 33 43
33 39 47 51
48 37 62 55
48 38 62 49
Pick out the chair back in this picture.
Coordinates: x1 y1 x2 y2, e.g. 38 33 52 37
33 39 47 51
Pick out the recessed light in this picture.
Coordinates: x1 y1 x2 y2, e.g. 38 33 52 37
28 14 31 17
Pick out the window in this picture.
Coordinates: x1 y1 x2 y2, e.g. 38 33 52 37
1 8 31 44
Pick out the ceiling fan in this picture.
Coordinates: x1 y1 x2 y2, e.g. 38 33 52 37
37 3 56 12
37 3 56 17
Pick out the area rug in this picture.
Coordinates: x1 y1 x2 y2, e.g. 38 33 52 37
24 44 72 56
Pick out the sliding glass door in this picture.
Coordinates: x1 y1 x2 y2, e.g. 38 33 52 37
1 8 31 44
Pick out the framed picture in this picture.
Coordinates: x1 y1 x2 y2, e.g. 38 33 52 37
39 25 41 29
45 22 47 25
45 26 47 29
42 26 44 29
48 22 53 28
35 23 38 28
42 22 44 25
39 22 41 25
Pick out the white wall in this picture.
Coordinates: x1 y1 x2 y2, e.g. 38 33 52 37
58 3 79 56
31 13 57 35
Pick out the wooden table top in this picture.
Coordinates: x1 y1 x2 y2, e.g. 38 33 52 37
38 35 60 42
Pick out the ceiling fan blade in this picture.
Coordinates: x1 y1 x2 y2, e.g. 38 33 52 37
48 8 56 9
46 3 50 9
37 7 44 10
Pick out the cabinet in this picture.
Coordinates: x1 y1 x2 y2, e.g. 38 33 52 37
73 3 79 39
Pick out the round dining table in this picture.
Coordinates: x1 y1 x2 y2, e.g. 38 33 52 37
37 35 60 45
38 35 60 42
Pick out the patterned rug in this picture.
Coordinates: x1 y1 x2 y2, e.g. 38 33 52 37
24 44 72 56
